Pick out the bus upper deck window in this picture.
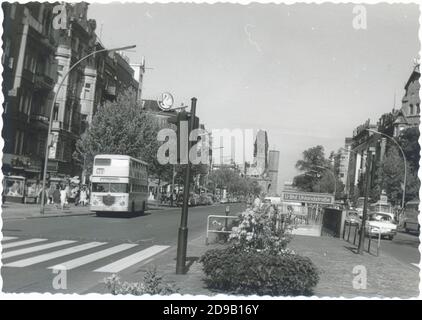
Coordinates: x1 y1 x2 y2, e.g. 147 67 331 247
95 158 111 166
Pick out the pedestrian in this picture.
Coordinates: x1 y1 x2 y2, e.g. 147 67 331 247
53 185 61 209
60 186 67 210
64 184 70 205
79 187 88 206
48 184 55 204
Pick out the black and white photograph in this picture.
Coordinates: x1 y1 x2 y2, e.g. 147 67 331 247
0 0 420 300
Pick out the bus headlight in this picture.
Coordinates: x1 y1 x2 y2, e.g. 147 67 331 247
119 201 126 206
93 200 99 205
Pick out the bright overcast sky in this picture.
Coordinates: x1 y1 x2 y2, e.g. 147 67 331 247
89 2 420 187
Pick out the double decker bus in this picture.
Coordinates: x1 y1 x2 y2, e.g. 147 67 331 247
90 154 148 215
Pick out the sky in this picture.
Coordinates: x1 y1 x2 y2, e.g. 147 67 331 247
88 2 420 189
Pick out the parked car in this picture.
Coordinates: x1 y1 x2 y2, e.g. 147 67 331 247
365 212 397 240
189 193 200 207
402 200 420 234
345 210 361 225
199 193 213 206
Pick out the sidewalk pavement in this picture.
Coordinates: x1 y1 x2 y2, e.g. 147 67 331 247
289 235 419 298
1 201 176 220
87 233 221 296
1 202 94 220
90 233 419 298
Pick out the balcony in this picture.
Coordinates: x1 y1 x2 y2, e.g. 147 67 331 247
71 111 82 135
34 73 55 91
105 85 116 97
30 113 49 130
51 120 64 131
22 69 35 83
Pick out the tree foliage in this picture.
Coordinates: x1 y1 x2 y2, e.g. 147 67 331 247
293 145 344 198
381 146 419 205
74 90 164 179
207 168 261 196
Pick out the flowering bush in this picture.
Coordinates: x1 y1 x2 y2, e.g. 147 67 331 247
200 204 320 295
229 205 294 255
104 267 178 295
200 247 319 296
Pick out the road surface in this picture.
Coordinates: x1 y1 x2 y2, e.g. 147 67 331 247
1 203 245 293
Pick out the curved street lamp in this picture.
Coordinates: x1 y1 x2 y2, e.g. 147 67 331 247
40 45 136 214
365 128 407 209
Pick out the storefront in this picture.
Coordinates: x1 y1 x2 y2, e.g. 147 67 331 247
3 175 26 203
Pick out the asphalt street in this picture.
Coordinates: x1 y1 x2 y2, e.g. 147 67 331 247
1 203 419 294
378 231 420 270
1 203 246 294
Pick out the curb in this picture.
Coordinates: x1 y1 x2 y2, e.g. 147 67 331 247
2 211 94 220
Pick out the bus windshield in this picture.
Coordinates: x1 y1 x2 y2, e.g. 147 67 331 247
92 183 129 193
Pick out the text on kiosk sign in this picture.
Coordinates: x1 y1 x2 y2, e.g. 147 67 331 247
282 192 334 204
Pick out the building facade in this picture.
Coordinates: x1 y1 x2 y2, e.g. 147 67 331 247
2 2 141 186
47 3 97 177
346 63 420 201
2 3 58 180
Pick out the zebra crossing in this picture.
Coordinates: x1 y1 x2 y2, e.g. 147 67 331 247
1 236 170 273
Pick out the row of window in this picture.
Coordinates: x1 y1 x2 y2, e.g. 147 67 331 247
9 129 47 158
18 89 33 116
14 130 25 155
92 183 148 194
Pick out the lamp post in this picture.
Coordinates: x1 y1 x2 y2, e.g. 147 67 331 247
365 129 407 209
40 45 136 214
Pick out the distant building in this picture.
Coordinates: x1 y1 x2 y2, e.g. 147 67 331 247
246 130 268 178
267 150 280 196
130 57 146 104
245 130 273 194
141 99 177 127
339 137 352 195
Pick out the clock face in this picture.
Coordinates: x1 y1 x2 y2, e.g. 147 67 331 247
158 92 174 111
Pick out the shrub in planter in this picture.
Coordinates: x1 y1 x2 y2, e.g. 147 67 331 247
104 267 178 295
229 207 293 254
199 246 319 296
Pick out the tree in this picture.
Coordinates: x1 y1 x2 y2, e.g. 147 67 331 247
207 168 261 197
295 145 328 172
293 145 343 198
381 146 419 205
74 90 162 179
398 127 420 173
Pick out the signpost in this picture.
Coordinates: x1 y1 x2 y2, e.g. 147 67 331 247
175 97 198 274
281 191 334 205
